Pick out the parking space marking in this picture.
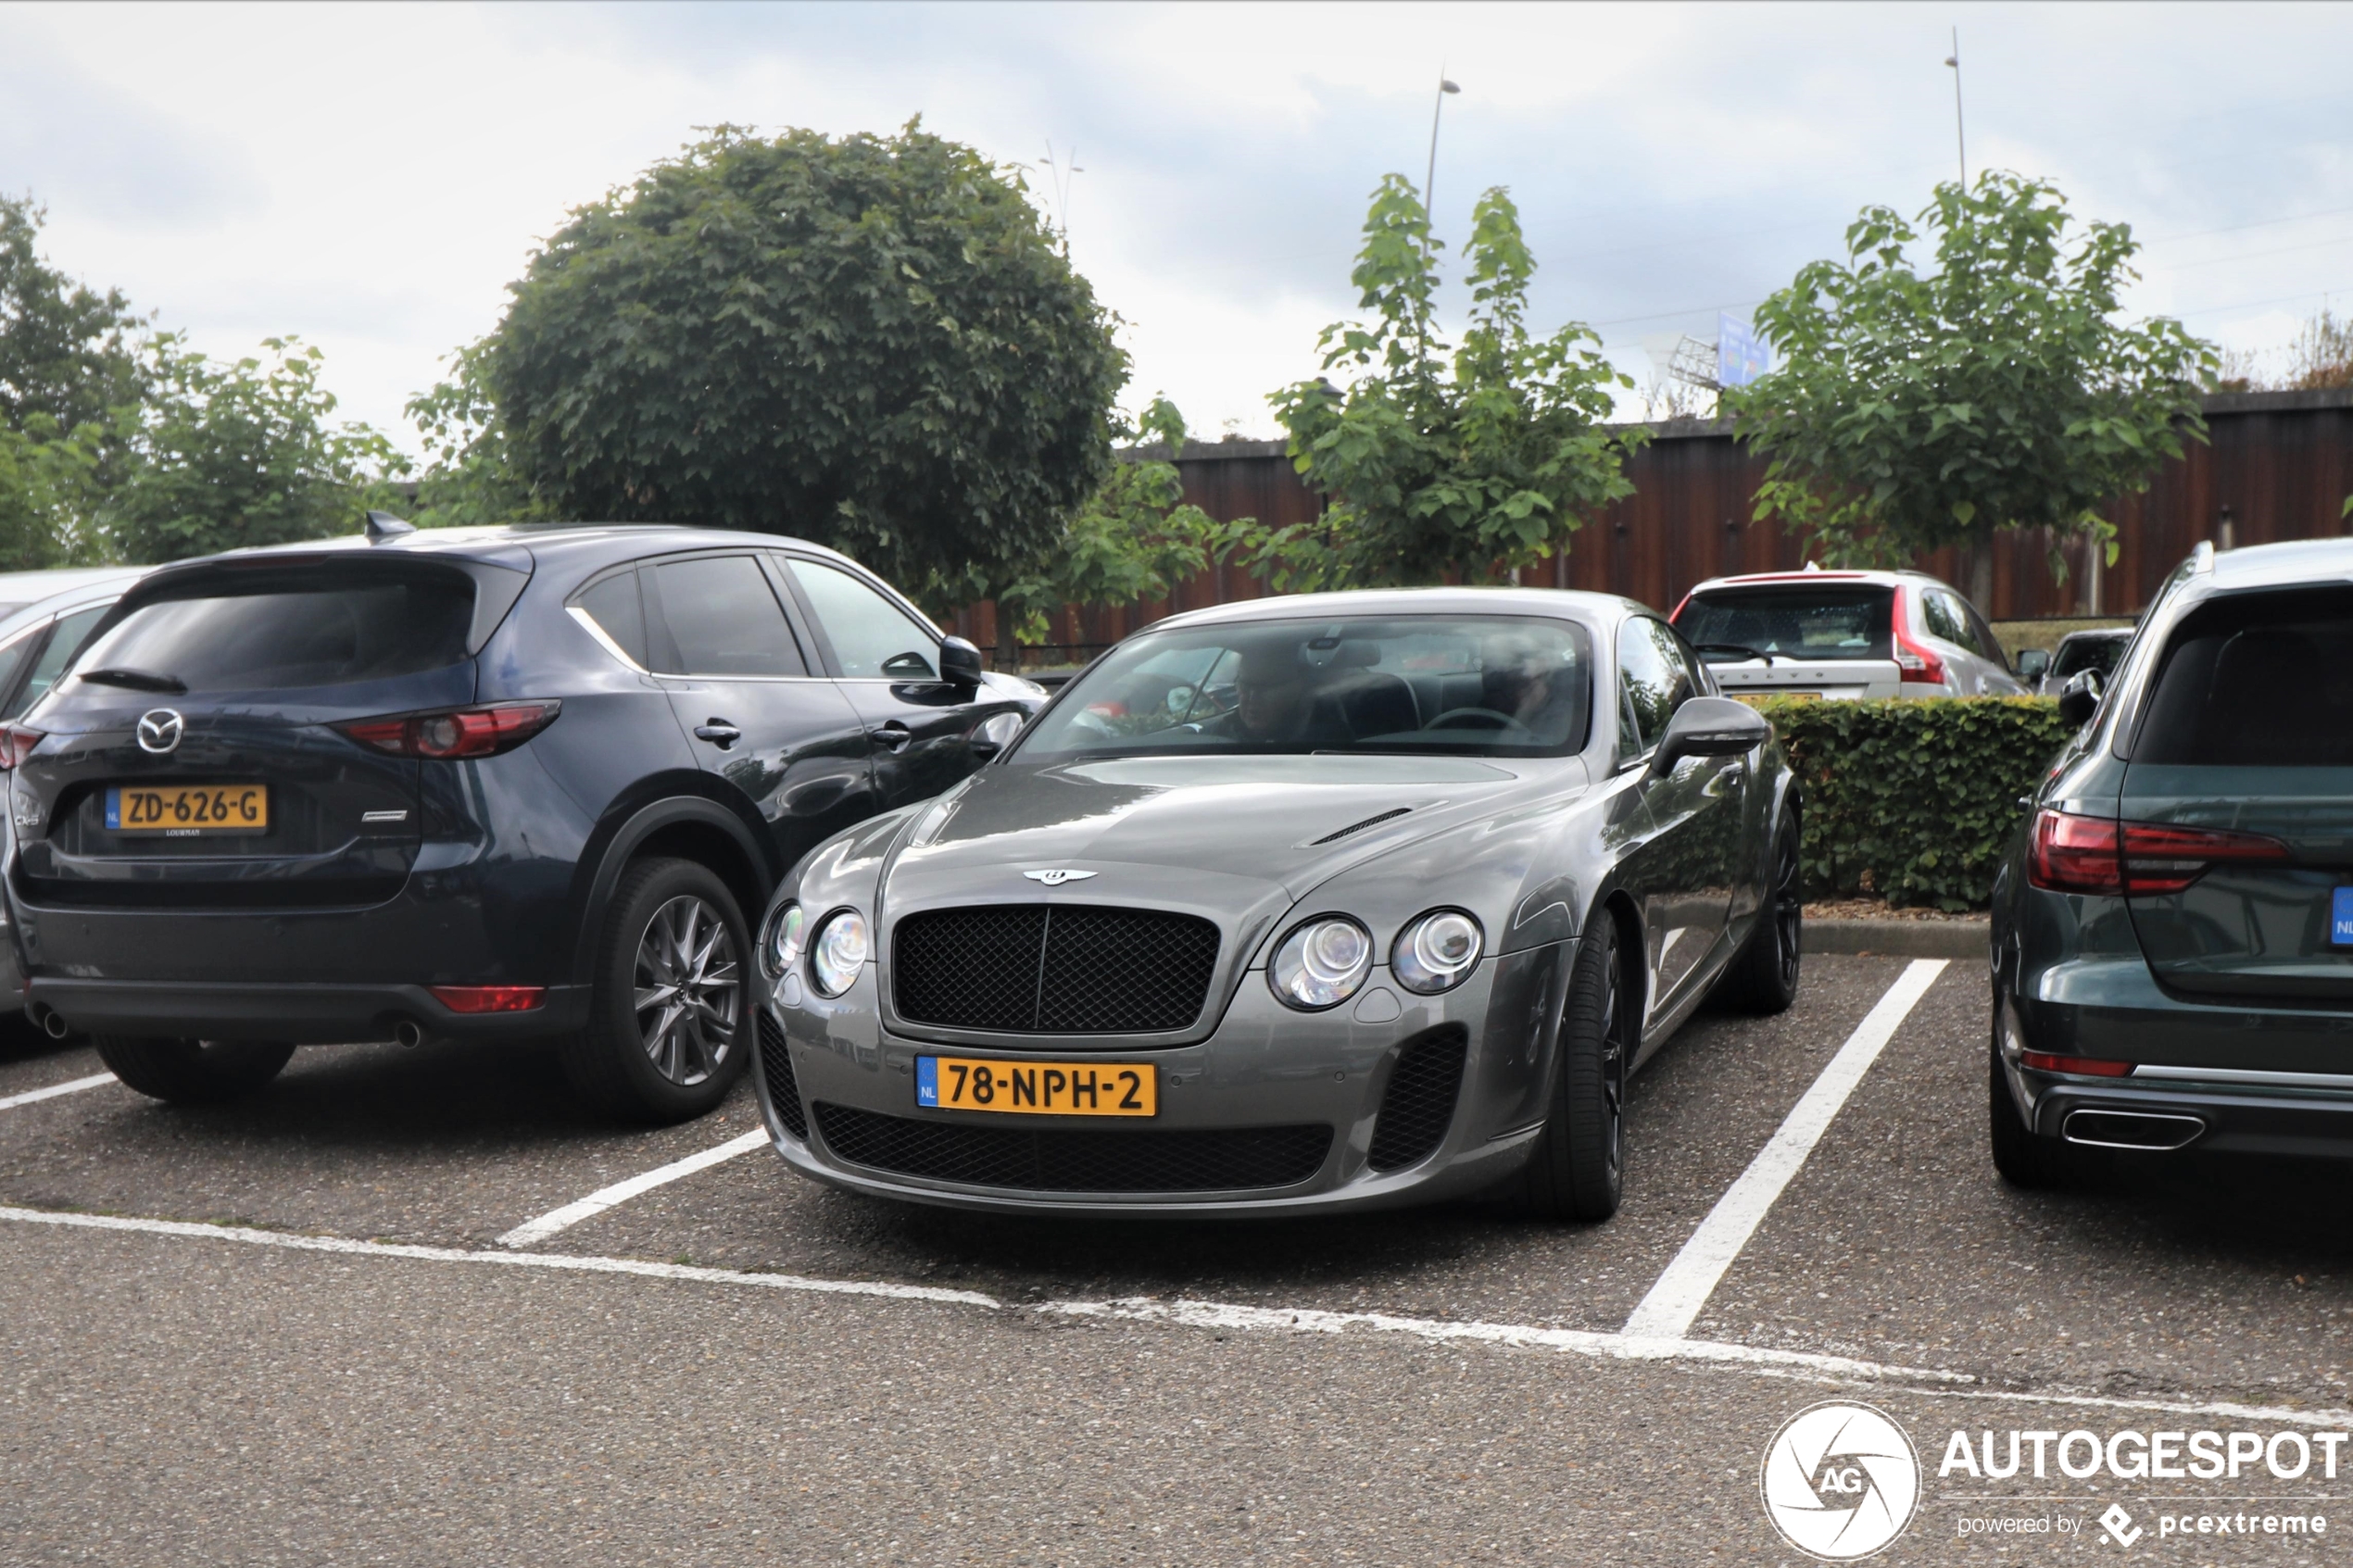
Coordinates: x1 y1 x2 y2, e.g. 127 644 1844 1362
6 1200 2345 1428
1622 958 1948 1342
0 1073 114 1113
496 1128 771 1248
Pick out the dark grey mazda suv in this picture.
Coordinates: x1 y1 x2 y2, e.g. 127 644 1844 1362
5 518 1039 1121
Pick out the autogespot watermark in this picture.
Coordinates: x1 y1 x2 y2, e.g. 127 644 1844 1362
1762 1405 2345 1556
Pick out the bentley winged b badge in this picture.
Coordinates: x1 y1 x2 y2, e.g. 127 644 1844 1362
1022 869 1097 886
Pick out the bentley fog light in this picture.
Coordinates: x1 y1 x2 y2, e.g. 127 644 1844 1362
1391 909 1483 994
760 901 805 980
1269 917 1373 1010
809 909 869 997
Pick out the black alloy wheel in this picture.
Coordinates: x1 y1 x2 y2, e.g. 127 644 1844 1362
1513 915 1630 1222
1717 812 1802 1013
91 1036 296 1104
567 857 751 1123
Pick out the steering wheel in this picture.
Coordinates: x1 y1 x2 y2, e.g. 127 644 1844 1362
1424 708 1536 737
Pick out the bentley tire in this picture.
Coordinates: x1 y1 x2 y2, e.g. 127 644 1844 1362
565 857 750 1123
1512 916 1629 1223
92 1036 296 1104
1715 812 1802 1014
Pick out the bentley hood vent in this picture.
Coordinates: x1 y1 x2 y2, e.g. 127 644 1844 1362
1309 806 1414 846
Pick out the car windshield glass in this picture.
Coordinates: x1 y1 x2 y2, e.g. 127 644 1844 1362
75 568 477 694
1677 587 1894 660
1013 615 1593 760
2136 588 2353 765
2052 634 2125 681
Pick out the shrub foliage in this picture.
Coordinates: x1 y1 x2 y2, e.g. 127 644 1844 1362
1755 696 2074 910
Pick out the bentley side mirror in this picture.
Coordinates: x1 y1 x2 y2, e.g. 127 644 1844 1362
2057 670 2103 728
1653 696 1770 772
2015 648 2050 683
937 636 986 688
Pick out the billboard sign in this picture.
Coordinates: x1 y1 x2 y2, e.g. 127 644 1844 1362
1718 313 1770 389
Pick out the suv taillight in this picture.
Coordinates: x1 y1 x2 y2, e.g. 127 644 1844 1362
1891 589 1947 687
0 724 43 771
336 702 560 760
2027 809 2287 896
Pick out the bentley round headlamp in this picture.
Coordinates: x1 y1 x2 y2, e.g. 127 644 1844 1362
809 909 869 997
760 901 805 980
1269 916 1373 1010
1391 909 1483 994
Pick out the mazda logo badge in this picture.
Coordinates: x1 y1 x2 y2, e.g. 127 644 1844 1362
135 709 184 755
1022 869 1096 886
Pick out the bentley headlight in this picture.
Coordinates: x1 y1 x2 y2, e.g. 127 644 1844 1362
809 909 869 997
1269 916 1373 1010
1392 909 1483 994
760 901 805 980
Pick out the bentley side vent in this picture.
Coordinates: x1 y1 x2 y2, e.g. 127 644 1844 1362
1310 807 1413 846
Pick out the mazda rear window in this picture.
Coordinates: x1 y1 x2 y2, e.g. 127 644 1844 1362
73 569 478 694
2135 588 2353 766
1675 587 1894 660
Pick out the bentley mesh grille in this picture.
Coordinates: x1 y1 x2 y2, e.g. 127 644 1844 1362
1366 1028 1468 1173
892 905 1220 1034
812 1103 1331 1193
756 1008 808 1140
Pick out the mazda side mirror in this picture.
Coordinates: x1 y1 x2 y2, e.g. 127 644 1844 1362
2015 648 2050 684
2057 670 2102 728
938 635 986 688
1653 696 1770 771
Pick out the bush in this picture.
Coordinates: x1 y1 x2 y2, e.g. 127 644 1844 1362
1754 696 2074 911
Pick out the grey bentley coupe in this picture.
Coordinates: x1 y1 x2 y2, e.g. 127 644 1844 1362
748 588 1802 1221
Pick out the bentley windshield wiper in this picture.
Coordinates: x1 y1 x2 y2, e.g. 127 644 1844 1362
77 667 188 694
1692 643 1777 666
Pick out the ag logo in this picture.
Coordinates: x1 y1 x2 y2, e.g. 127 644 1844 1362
1759 1401 1921 1561
1021 869 1096 886
135 709 184 755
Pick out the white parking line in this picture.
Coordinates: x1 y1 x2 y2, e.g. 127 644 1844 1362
3 1201 2343 1428
496 1128 771 1248
0 1073 115 1113
1621 958 1948 1342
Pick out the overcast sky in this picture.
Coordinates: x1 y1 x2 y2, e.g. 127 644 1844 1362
5 1 2349 454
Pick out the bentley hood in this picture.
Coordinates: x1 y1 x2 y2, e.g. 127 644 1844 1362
877 754 1572 947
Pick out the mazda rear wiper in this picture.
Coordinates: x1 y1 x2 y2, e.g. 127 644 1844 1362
77 667 188 694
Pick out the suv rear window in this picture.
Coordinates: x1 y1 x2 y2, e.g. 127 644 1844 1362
1675 586 1894 661
75 568 478 694
2136 588 2353 765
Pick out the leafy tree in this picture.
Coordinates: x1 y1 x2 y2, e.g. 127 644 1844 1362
485 122 1126 594
0 416 104 570
0 194 149 440
106 336 400 564
403 340 557 528
1265 176 1641 589
989 397 1241 660
1728 173 2214 599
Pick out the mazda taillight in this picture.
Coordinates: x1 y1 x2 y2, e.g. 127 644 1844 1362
2027 809 2287 896
0 724 44 771
336 702 560 760
1891 589 1947 687
429 985 546 1013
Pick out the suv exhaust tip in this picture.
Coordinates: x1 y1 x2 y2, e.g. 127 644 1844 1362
393 1020 424 1049
2062 1109 2207 1151
31 1006 69 1040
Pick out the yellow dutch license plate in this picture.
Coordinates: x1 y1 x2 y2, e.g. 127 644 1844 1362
106 784 269 836
916 1056 1157 1117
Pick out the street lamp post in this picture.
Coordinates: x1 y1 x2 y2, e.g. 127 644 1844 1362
1944 28 1968 186
1424 71 1461 231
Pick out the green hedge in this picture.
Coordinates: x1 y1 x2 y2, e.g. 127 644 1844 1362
1751 696 2075 911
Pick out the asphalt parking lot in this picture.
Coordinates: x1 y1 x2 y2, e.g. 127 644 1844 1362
3 955 2347 1565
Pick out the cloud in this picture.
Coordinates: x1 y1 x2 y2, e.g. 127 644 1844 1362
2 1 2348 452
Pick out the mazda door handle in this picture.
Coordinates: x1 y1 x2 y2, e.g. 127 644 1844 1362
869 722 913 753
694 720 742 749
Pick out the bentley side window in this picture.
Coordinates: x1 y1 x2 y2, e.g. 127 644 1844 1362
1617 618 1692 756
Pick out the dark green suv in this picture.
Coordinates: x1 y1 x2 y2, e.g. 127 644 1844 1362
1990 537 2353 1185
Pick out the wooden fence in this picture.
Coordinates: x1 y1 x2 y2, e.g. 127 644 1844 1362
950 387 2353 662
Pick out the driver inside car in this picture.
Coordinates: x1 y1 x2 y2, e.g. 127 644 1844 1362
1202 640 1352 746
1477 632 1582 739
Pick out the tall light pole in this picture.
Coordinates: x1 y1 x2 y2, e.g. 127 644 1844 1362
1944 28 1968 186
1424 70 1461 233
